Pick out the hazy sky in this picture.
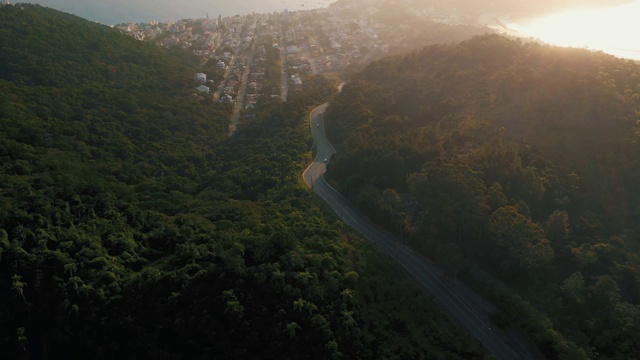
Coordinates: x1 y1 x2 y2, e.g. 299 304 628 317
506 0 640 60
27 0 337 24
23 0 637 26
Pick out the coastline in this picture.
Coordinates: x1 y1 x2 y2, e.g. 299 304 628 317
477 11 640 62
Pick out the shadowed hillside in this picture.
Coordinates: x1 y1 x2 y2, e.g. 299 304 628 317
0 5 484 359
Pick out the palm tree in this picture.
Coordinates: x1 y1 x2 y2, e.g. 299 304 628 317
64 262 77 277
16 327 28 352
68 276 83 295
272 267 285 285
283 322 301 338
303 301 318 315
293 298 305 311
12 225 26 242
78 283 93 298
341 310 357 329
11 274 27 303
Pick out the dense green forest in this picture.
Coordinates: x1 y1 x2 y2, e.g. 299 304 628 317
0 5 486 359
324 34 640 359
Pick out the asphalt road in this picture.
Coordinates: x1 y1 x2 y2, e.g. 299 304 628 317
303 103 542 360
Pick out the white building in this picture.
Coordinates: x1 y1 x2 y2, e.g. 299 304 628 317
196 85 210 93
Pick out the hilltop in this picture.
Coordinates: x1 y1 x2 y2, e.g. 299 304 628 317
324 34 640 359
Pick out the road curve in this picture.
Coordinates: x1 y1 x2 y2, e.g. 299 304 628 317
303 103 542 360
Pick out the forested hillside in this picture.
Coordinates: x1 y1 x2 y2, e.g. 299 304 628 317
325 34 640 359
0 5 484 359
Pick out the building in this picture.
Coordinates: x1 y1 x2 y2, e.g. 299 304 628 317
195 73 207 82
196 85 210 93
287 45 299 55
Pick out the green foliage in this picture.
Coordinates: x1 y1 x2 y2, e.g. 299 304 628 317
325 34 640 359
0 5 482 359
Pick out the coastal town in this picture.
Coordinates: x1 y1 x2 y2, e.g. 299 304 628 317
116 1 489 128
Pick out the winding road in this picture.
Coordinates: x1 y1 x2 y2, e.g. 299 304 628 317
303 103 542 360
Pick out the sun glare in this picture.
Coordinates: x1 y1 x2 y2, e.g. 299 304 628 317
507 1 640 60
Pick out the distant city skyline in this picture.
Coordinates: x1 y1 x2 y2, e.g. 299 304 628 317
27 0 337 24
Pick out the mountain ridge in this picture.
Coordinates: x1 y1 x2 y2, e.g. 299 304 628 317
324 33 640 359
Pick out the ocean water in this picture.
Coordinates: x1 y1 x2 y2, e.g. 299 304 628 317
27 0 337 24
506 0 640 60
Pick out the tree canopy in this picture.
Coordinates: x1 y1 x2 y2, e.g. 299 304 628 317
325 34 640 359
0 5 484 359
